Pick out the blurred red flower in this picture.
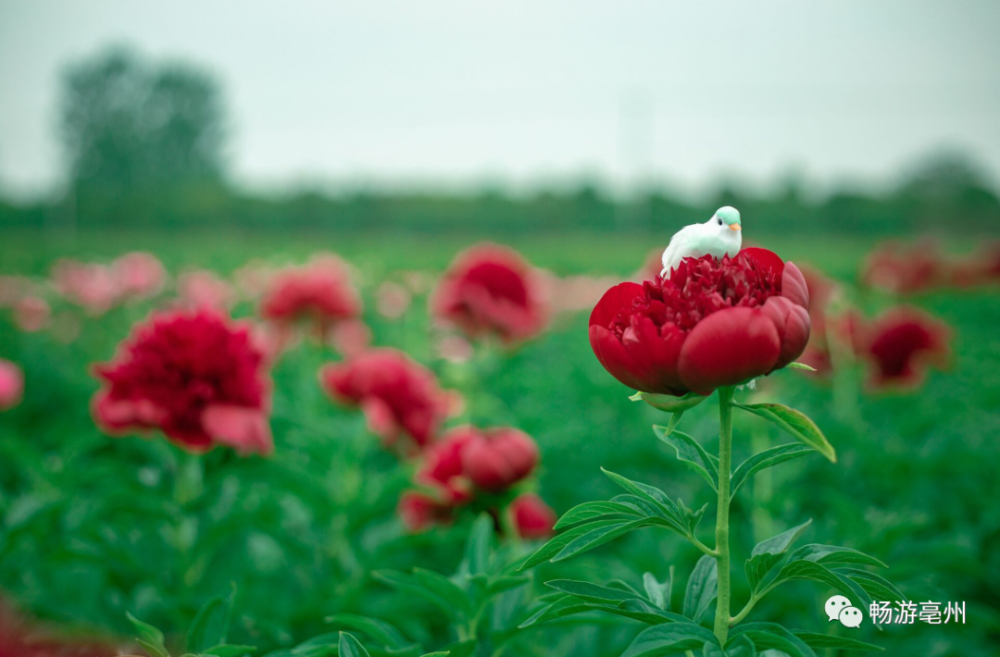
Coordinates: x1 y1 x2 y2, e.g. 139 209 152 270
510 492 557 539
416 427 477 504
461 427 539 492
589 248 810 396
319 349 456 451
92 310 272 454
13 296 50 333
177 270 236 310
0 598 118 657
861 239 945 295
431 244 549 344
397 491 454 532
0 359 23 411
260 255 361 334
51 260 121 315
857 306 952 391
113 252 166 299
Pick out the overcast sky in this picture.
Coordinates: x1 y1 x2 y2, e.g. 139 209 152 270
1 0 999 199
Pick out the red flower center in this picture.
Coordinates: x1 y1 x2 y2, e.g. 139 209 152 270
610 253 782 337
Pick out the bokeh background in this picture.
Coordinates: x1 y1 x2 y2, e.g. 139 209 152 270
1 2 998 656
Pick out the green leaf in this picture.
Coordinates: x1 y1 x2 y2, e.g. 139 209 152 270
730 444 815 497
517 596 595 629
787 362 817 371
637 391 709 413
654 428 719 491
552 518 662 562
412 568 475 617
202 645 256 657
618 599 690 625
643 568 673 611
337 633 371 657
487 575 530 597
519 519 624 571
324 614 408 649
546 579 644 604
682 555 718 623
717 635 757 657
733 403 836 463
729 623 816 657
553 501 641 530
838 569 907 603
442 639 476 657
126 612 169 657
187 587 235 654
458 514 493 577
791 631 884 651
622 622 720 656
774 561 873 612
373 571 467 620
745 520 813 591
787 544 887 569
601 469 685 530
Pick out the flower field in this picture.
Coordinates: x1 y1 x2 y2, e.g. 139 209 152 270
0 229 998 657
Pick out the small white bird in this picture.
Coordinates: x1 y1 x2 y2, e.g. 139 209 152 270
660 206 743 277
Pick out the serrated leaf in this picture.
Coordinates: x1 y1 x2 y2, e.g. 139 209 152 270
791 631 884 651
734 403 836 463
337 633 371 657
731 444 814 498
324 614 408 649
683 555 718 623
622 621 720 657
126 613 168 657
643 568 673 611
729 623 816 657
654 428 719 491
553 501 641 530
187 587 235 654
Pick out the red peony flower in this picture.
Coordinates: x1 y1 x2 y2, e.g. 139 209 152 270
397 491 453 532
13 296 50 333
860 239 945 295
857 306 951 391
0 598 118 657
177 270 236 310
113 252 166 299
0 359 23 411
319 349 456 450
92 310 272 454
509 493 557 540
52 260 121 315
415 427 477 504
589 248 811 396
461 427 539 492
260 255 361 333
430 244 549 344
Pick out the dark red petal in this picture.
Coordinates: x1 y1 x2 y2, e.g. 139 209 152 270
761 296 811 370
589 325 653 391
781 262 810 309
621 316 687 393
589 282 644 328
677 307 781 394
740 248 785 279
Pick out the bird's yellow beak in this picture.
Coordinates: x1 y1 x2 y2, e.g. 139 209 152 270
729 223 742 232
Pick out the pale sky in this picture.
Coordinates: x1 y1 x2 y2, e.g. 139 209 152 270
1 0 999 200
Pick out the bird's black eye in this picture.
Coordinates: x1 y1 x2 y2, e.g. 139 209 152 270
717 218 723 226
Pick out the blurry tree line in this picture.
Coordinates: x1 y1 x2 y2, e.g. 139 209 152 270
1 47 998 236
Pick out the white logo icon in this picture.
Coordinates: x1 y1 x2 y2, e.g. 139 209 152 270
825 595 863 628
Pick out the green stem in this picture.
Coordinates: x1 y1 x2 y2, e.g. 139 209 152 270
713 387 735 644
